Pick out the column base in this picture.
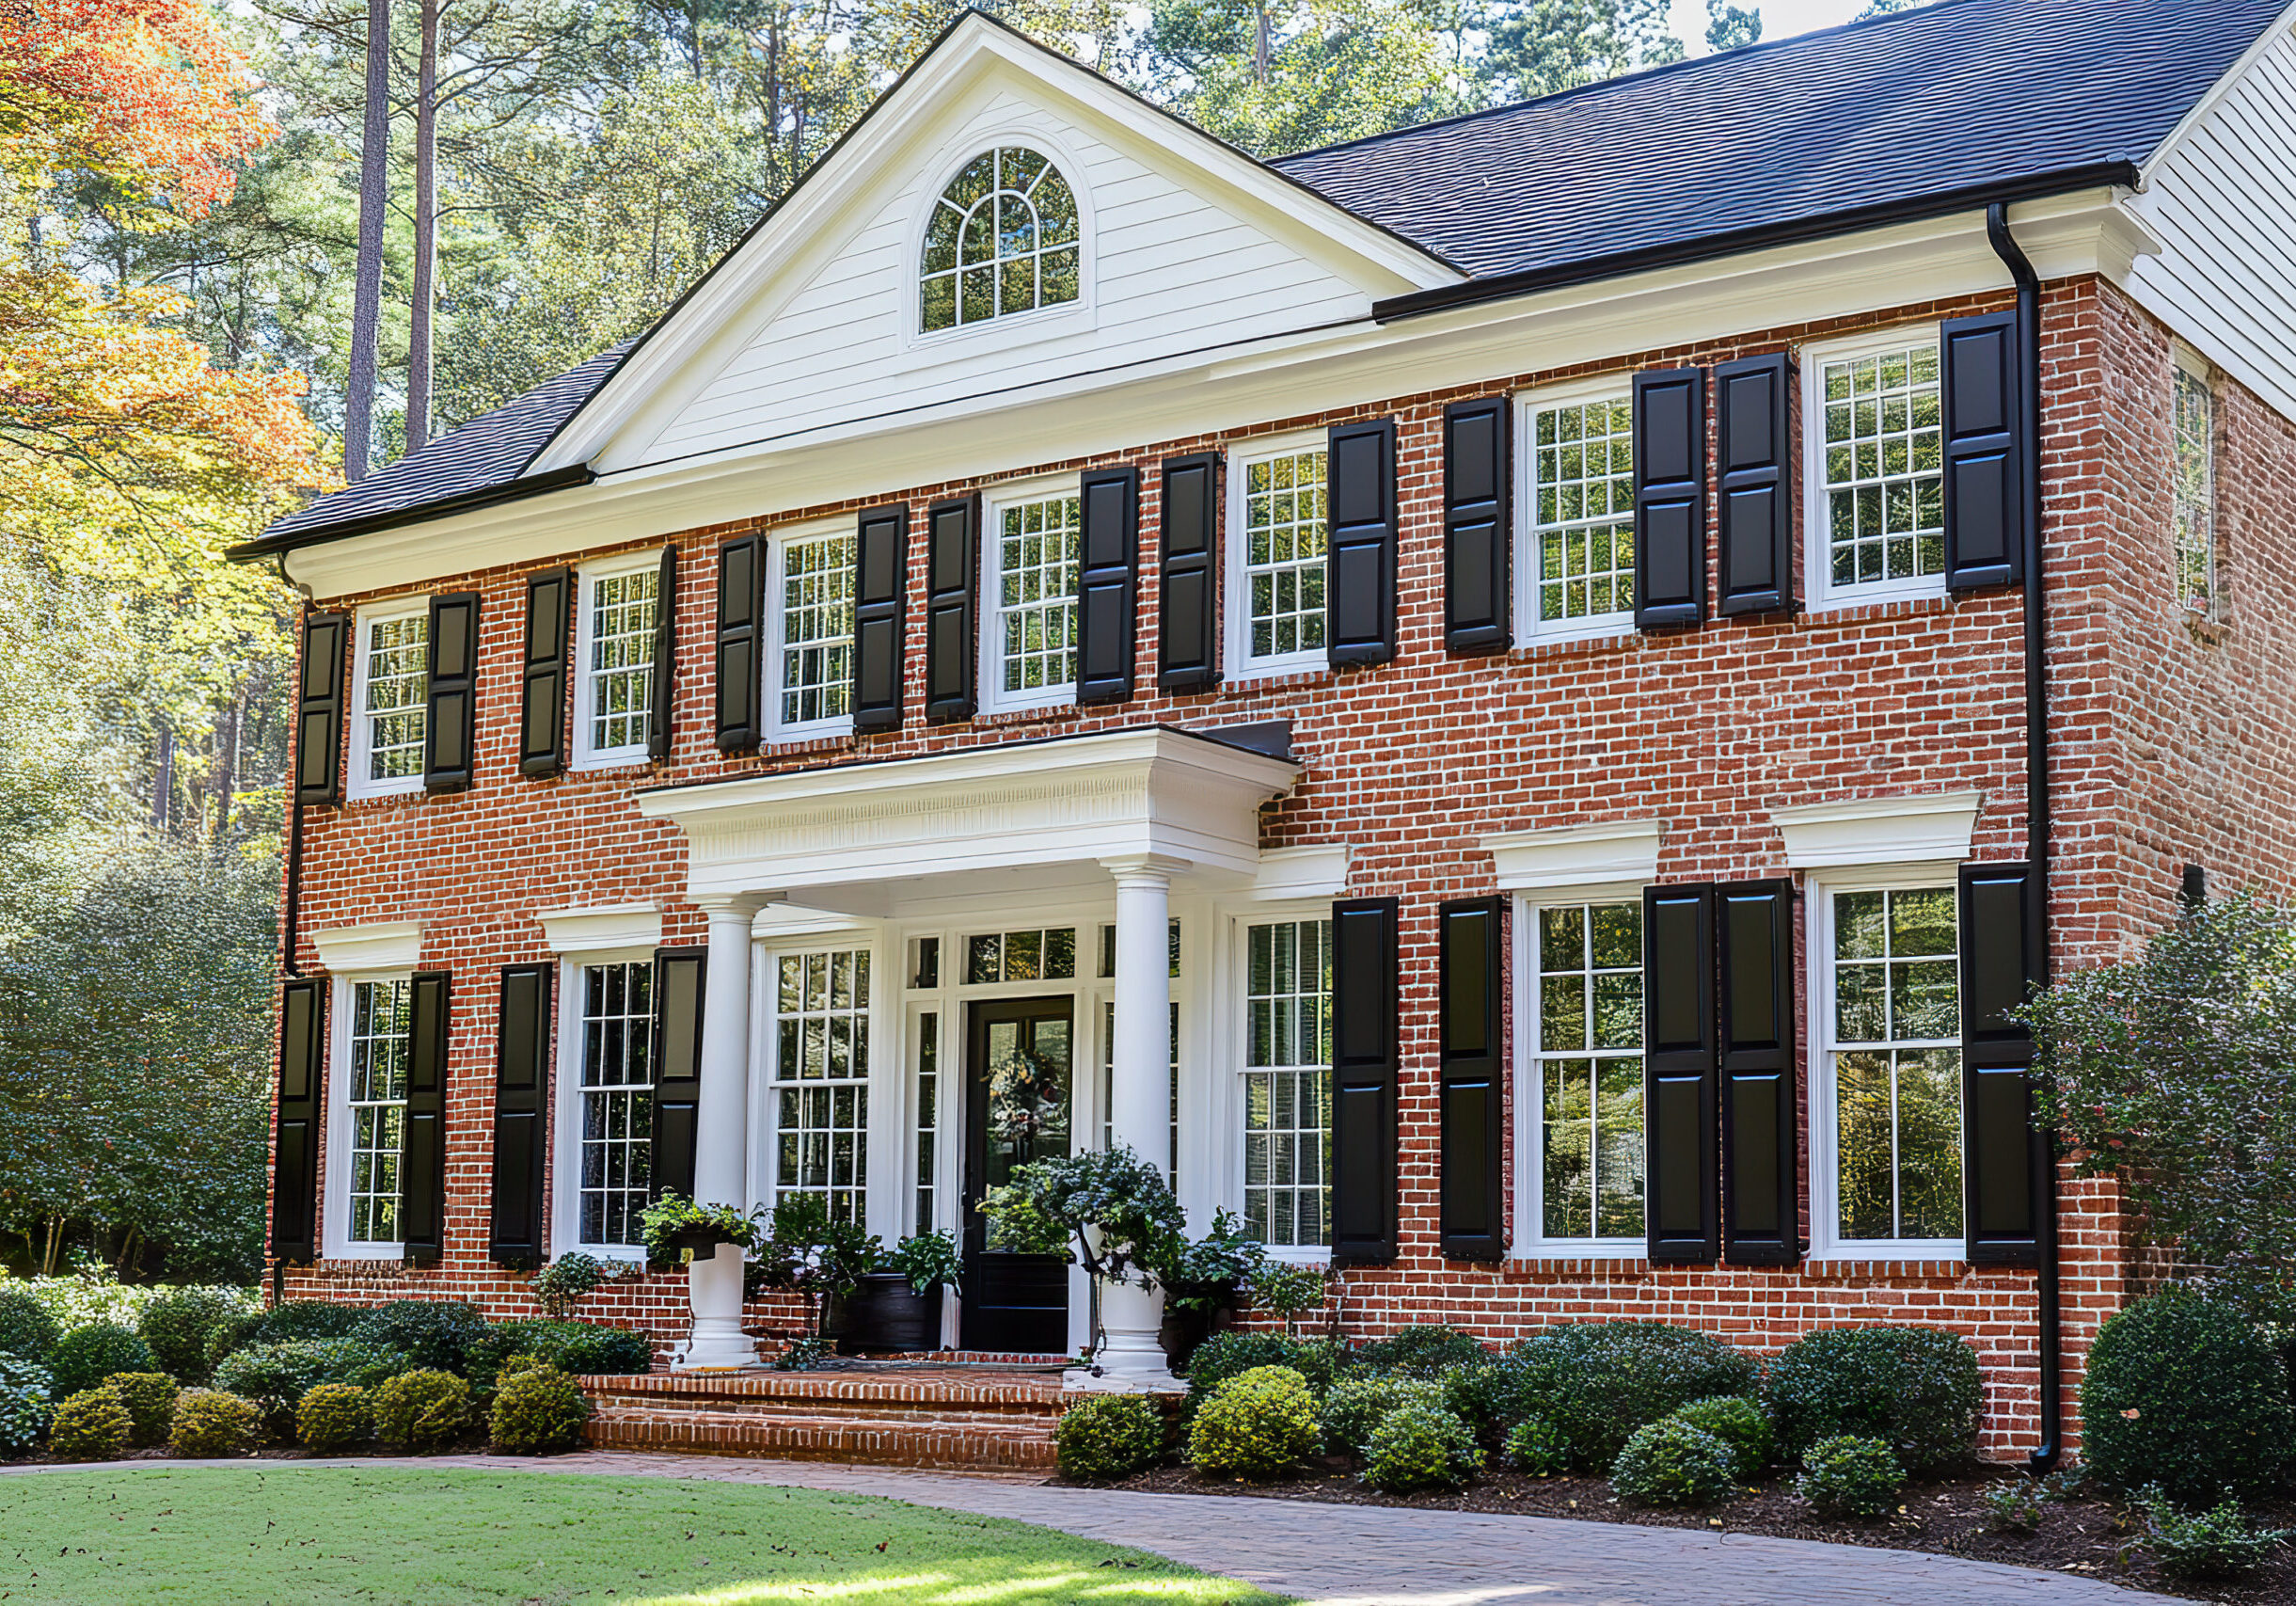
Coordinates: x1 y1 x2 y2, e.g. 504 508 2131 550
673 1245 760 1372
1074 1279 1177 1391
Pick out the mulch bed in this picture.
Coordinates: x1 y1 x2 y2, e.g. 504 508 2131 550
1076 1455 2296 1604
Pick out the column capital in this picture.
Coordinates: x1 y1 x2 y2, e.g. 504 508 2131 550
693 892 775 921
1100 853 1190 887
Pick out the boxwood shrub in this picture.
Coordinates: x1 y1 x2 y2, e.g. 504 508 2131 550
1353 1325 1490 1376
1671 1395 1773 1481
297 1383 373 1452
1056 1393 1164 1483
136 1288 245 1386
169 1390 261 1457
103 1372 179 1447
1502 1415 1568 1475
1186 1365 1319 1480
1364 1405 1481 1493
2080 1288 2295 1506
1610 1417 1736 1507
1797 1434 1904 1518
488 1360 591 1455
0 1291 60 1365
1180 1333 1342 1420
462 1320 654 1397
205 1300 363 1367
50 1325 157 1397
49 1387 132 1460
214 1340 409 1435
1319 1374 1444 1458
1497 1323 1757 1470
1767 1326 1980 1474
350 1301 489 1374
372 1369 472 1453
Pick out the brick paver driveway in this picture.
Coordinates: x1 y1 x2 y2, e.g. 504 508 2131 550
8 1451 2179 1606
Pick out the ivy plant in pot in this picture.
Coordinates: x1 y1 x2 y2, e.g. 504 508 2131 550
1148 1209 1269 1370
836 1231 962 1355
640 1193 760 1267
984 1144 1184 1368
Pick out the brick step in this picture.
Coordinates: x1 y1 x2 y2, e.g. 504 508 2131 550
584 1404 1060 1470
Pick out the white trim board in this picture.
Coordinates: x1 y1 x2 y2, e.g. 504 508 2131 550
537 903 662 955
312 920 425 974
1482 819 1664 891
1769 791 1981 869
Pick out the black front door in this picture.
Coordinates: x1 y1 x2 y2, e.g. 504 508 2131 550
959 996 1074 1356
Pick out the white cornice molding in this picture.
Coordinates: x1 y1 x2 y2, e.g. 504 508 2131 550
1769 790 1983 869
536 902 662 955
1481 818 1664 891
636 726 1297 901
1250 844 1352 901
312 920 425 974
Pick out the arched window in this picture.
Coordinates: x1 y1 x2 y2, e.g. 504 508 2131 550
920 146 1080 333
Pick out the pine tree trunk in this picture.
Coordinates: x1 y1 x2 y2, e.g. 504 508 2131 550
344 0 392 483
406 0 440 453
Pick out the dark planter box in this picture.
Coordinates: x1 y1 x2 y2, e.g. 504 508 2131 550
835 1273 943 1354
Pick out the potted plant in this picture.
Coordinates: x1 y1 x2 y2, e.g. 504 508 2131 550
748 1193 879 1366
836 1230 961 1354
985 1144 1184 1366
1148 1209 1269 1370
641 1192 760 1268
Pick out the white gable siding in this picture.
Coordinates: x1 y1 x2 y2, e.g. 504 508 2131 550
636 92 1375 466
2127 23 2296 422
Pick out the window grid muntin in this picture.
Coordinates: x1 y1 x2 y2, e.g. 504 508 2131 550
578 961 655 1248
920 146 1081 333
1532 901 1644 1242
1243 918 1332 1248
1828 885 1962 1245
2173 366 2216 612
773 947 871 1225
1530 396 1637 625
1821 344 1945 589
780 530 854 727
586 567 658 754
346 979 411 1244
1243 449 1328 661
995 493 1082 695
361 613 427 784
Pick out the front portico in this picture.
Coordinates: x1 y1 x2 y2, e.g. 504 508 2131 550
633 724 1307 1385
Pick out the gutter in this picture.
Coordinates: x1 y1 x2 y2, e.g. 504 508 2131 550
1985 200 2062 1475
1371 162 2138 325
227 461 595 564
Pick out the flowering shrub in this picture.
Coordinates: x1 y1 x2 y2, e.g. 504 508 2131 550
0 1272 253 1340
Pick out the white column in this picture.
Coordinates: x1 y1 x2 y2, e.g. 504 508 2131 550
1088 855 1186 1389
678 893 768 1371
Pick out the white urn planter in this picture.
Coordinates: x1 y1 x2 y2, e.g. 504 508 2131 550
672 1242 759 1370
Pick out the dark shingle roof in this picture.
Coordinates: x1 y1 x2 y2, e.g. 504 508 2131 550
1276 0 2285 293
231 342 630 557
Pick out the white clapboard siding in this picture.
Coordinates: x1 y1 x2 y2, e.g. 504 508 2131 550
640 93 1375 464
2128 24 2296 422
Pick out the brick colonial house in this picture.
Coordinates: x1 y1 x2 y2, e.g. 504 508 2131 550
235 0 2296 1461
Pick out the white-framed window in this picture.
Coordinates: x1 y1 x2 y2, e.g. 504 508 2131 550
1240 914 1332 1251
2172 352 2217 613
1809 872 1964 1258
1804 326 1946 609
980 482 1082 711
919 146 1081 335
911 1008 942 1235
770 946 872 1224
573 554 661 768
1517 893 1646 1253
1226 431 1329 679
331 975 412 1254
769 522 854 739
348 602 427 800
574 959 656 1249
1516 383 1637 642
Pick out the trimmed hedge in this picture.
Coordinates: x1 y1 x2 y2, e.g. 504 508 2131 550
49 1387 132 1460
489 1361 590 1455
2080 1288 2295 1506
372 1370 472 1452
1495 1323 1758 1470
137 1288 245 1385
1056 1394 1164 1483
1672 1395 1773 1481
1180 1333 1342 1419
351 1301 489 1374
297 1383 372 1452
205 1300 363 1367
1318 1374 1444 1458
103 1372 179 1447
1767 1326 1980 1475
1610 1418 1736 1506
1353 1326 1490 1376
169 1390 261 1457
50 1325 156 1397
1797 1435 1904 1518
213 1340 409 1435
0 1291 60 1365
1364 1405 1481 1493
462 1320 654 1397
1186 1365 1319 1480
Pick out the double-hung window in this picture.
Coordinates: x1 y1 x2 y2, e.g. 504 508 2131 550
1241 916 1331 1250
342 978 412 1248
348 603 427 799
574 556 660 767
1806 329 1946 607
1518 388 1637 640
772 946 872 1224
1228 434 1328 677
771 523 855 738
576 960 655 1248
2172 355 2218 613
1523 898 1644 1249
1813 880 1963 1255
981 485 1081 710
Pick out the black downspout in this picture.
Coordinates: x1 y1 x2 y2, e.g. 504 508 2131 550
275 569 311 1310
1986 200 2060 1474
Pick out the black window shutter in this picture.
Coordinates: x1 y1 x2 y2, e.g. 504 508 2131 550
401 970 451 1264
1941 311 2025 591
422 592 480 792
1326 418 1399 666
714 535 764 752
518 571 571 777
1158 453 1220 690
650 946 708 1204
1443 398 1512 653
1438 897 1505 1260
271 978 325 1264
1959 863 2040 1264
924 495 977 723
646 547 677 760
1718 881 1797 1264
295 612 347 805
1634 368 1708 628
1076 466 1140 705
488 963 552 1267
1330 897 1400 1263
1643 884 1718 1263
852 504 908 732
1716 354 1794 616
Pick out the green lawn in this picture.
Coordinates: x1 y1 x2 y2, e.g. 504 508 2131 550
0 1467 1290 1605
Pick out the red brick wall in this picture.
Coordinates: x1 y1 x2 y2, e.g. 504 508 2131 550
272 276 2296 1459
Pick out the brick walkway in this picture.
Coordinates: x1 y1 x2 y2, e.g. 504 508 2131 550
6 1450 2179 1605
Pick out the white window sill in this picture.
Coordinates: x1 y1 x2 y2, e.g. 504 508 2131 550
1229 652 1325 685
326 1242 404 1261
1522 614 1637 648
766 719 855 747
569 1244 649 1264
981 686 1076 717
347 776 424 803
571 748 653 773
1809 576 1948 613
1511 1241 1647 1262
1259 1248 1331 1267
1805 1243 1965 1264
